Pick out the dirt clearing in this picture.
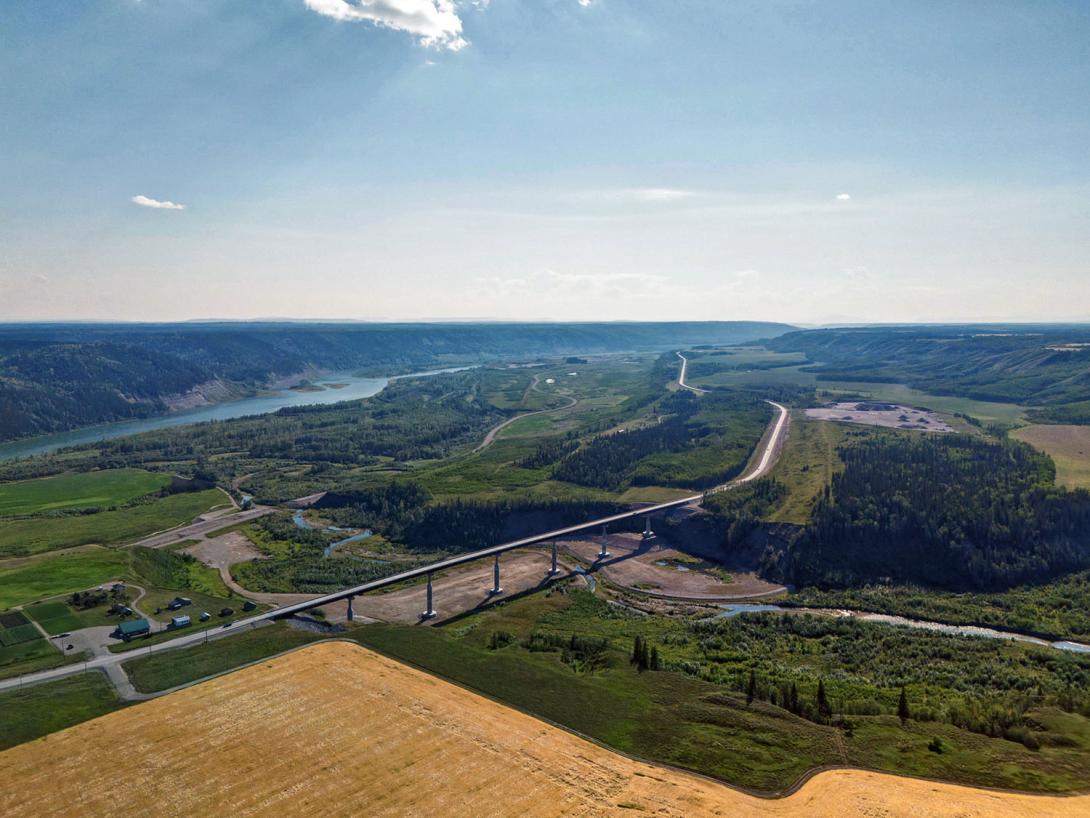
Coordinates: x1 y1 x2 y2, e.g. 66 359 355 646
1 642 1083 817
807 401 954 432
564 533 784 599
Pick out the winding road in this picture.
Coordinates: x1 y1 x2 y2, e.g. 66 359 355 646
473 375 579 453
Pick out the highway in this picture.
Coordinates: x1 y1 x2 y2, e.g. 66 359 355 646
0 400 788 694
676 351 709 394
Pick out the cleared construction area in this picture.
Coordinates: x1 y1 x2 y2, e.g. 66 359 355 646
1 642 1085 817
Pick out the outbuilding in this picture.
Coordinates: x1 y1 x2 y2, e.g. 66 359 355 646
170 615 191 629
116 618 150 641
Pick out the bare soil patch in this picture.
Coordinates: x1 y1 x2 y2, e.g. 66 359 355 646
807 401 954 432
2 642 1083 817
181 531 264 572
352 549 558 624
564 533 785 600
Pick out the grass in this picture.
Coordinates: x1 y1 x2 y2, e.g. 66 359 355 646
765 414 847 524
0 488 229 558
0 468 170 516
23 601 84 635
0 635 78 680
122 623 326 692
0 673 124 751
1012 425 1090 489
0 546 128 610
355 621 839 791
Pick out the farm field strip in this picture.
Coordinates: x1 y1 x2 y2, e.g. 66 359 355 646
1 642 1085 818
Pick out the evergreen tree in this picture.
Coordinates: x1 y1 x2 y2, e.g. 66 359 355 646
650 646 660 671
746 670 756 705
898 686 911 726
817 679 832 720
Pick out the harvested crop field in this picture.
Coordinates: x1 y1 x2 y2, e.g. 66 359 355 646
1012 424 1090 489
1 642 1085 817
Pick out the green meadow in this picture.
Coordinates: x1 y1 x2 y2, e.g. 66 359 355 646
0 468 171 516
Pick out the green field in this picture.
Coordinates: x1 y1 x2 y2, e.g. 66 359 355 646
0 469 171 516
0 627 77 680
0 488 229 558
0 673 124 750
24 601 86 635
122 624 325 691
0 546 128 610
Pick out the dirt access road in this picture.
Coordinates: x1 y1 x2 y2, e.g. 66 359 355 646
474 374 578 453
3 642 1083 818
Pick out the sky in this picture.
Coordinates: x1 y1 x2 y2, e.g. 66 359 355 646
1 0 1088 325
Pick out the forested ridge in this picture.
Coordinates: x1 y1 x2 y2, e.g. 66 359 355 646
767 325 1090 410
0 321 791 441
780 434 1090 591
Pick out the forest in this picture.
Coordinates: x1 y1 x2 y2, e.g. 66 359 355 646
319 485 633 552
777 434 1090 591
552 390 769 490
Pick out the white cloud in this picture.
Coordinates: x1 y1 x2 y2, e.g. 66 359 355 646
131 195 186 210
304 0 468 51
836 193 852 200
578 0 594 6
733 269 761 280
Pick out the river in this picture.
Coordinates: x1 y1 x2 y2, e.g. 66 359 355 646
716 603 1090 655
0 366 474 462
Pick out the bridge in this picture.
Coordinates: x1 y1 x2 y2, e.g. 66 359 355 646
0 400 788 694
263 399 788 622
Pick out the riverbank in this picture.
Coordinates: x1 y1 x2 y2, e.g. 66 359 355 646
0 365 477 462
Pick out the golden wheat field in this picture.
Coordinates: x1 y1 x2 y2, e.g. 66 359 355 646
1 641 1086 817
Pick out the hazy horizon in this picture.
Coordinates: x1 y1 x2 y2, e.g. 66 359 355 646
3 1 1087 324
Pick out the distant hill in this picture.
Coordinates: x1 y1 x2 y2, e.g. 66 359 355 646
768 324 1090 416
0 321 793 442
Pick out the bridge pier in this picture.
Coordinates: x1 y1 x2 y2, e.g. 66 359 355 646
598 525 611 560
490 553 503 595
346 594 355 622
643 515 653 538
549 539 560 576
422 573 436 620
